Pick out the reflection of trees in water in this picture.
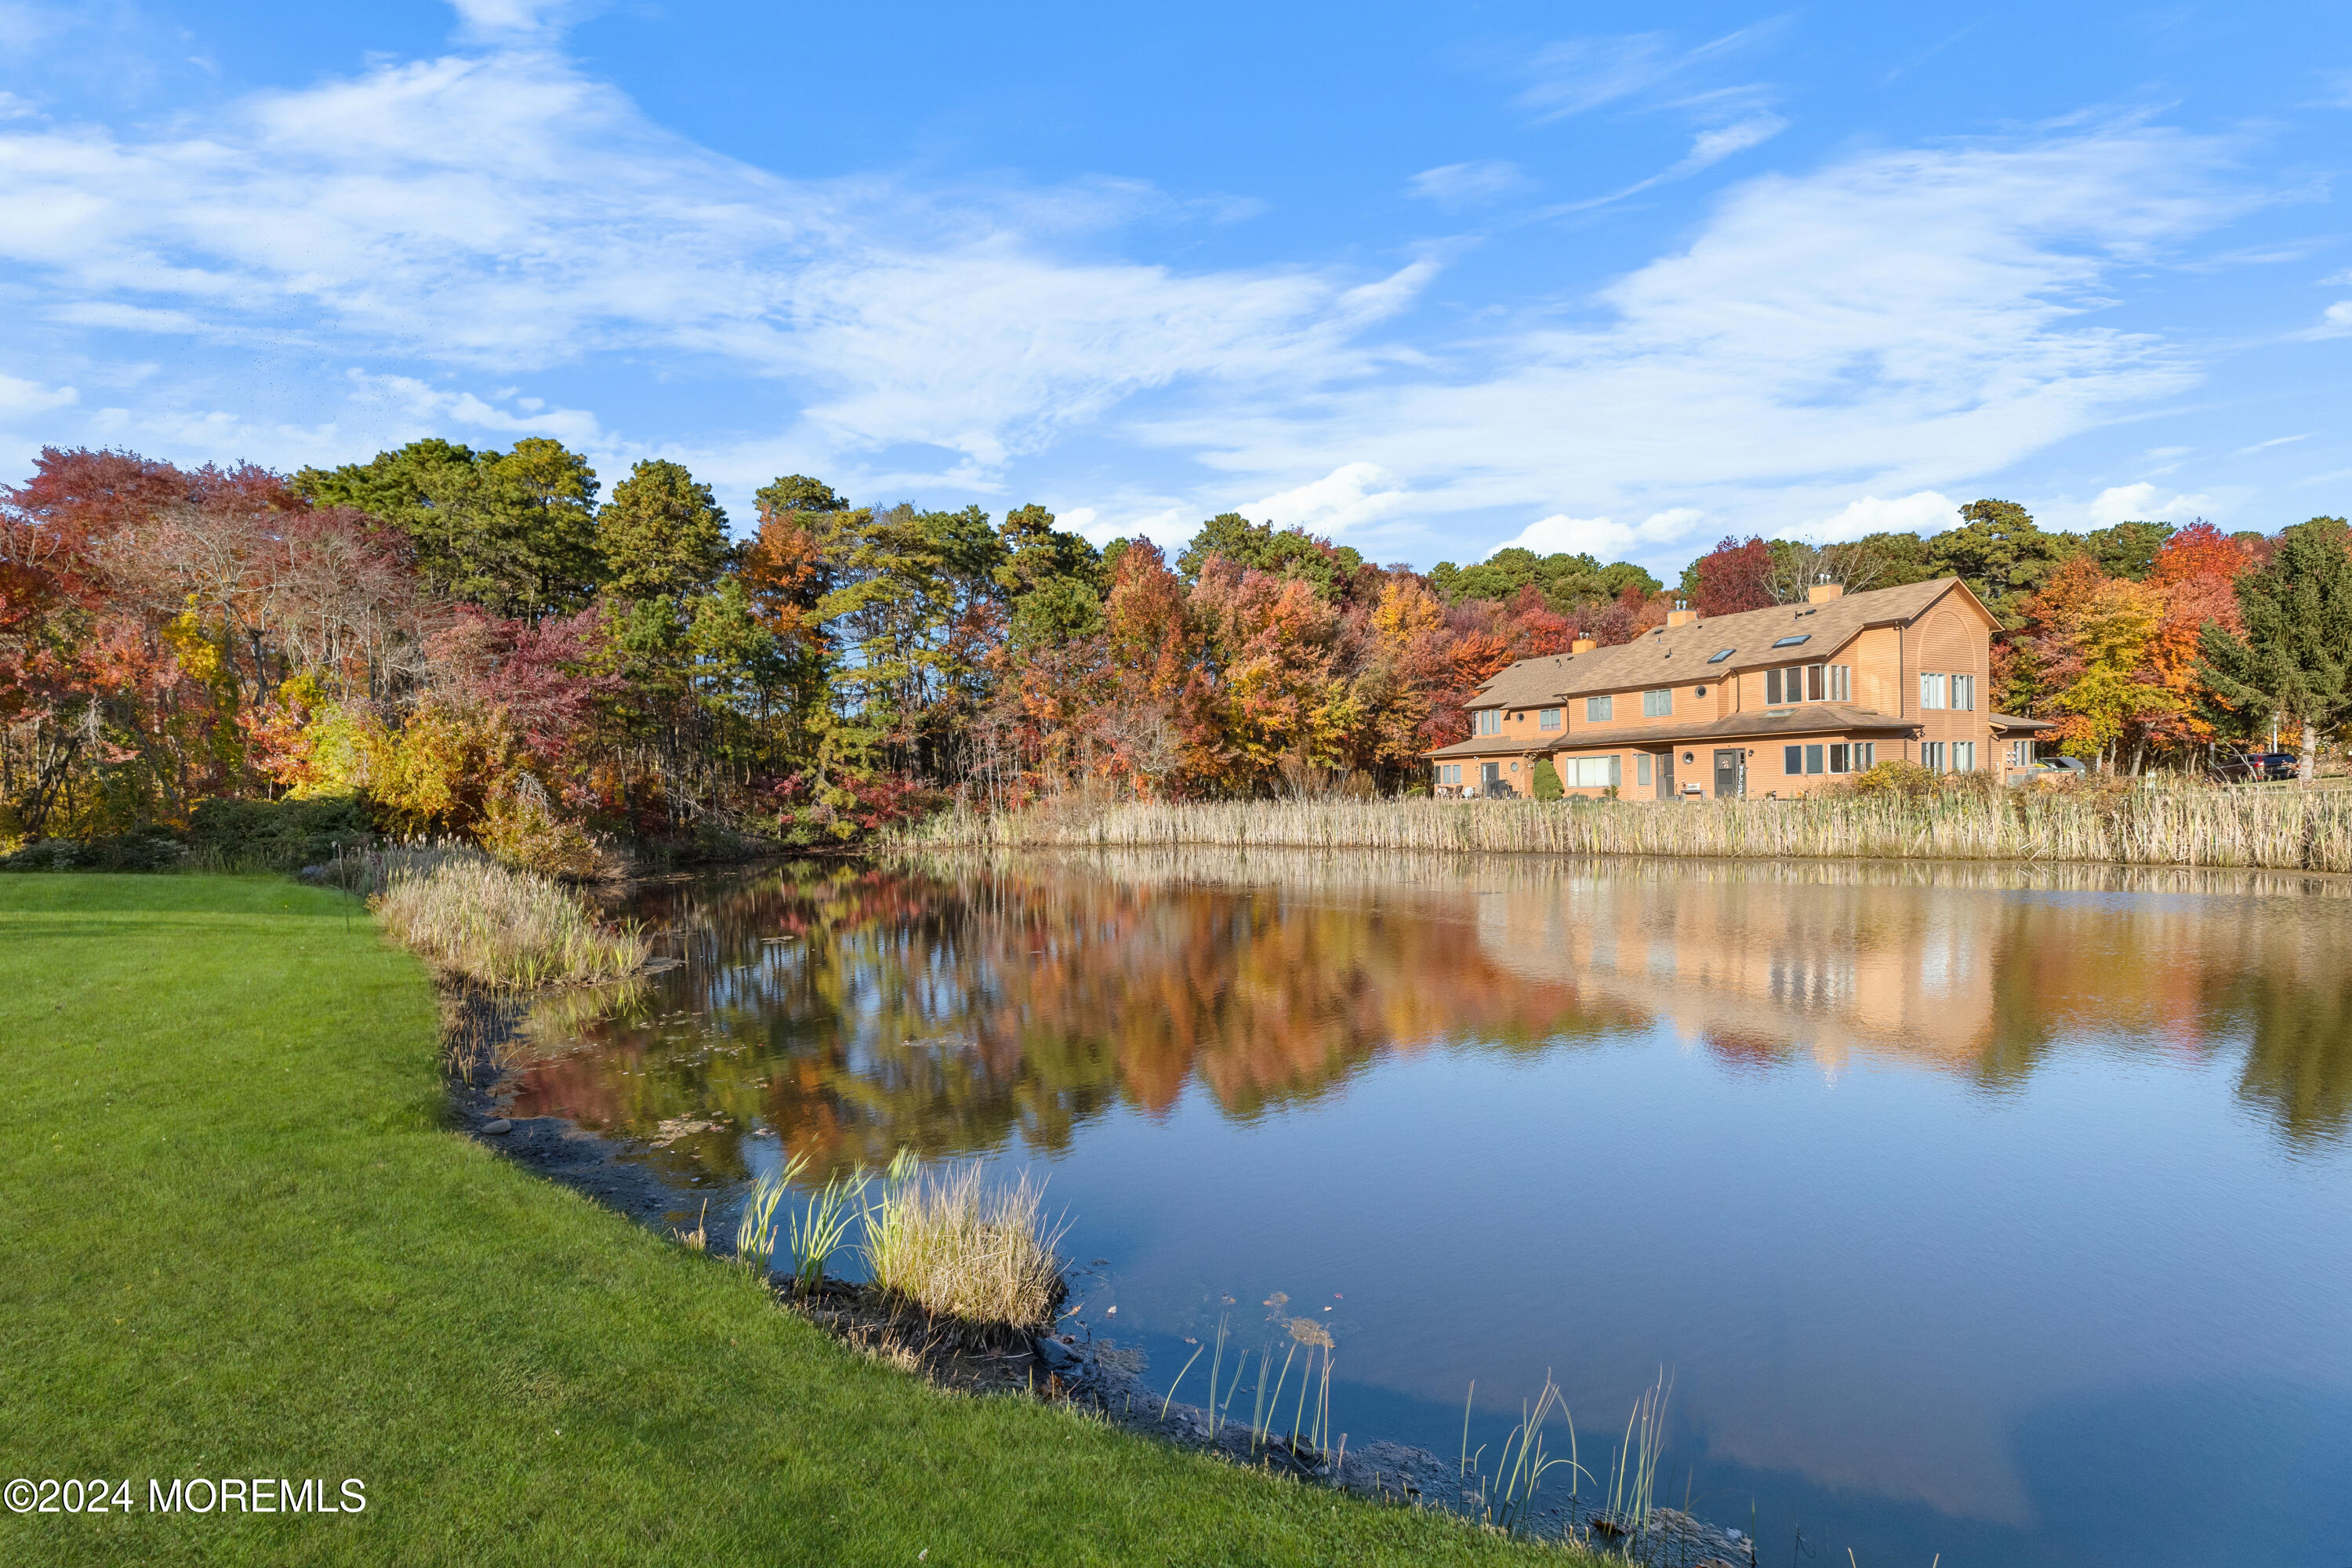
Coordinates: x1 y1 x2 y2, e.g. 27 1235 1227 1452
514 862 1632 1176
509 858 2352 1172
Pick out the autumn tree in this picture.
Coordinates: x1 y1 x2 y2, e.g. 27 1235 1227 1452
2199 516 2352 782
1177 513 1365 601
1686 535 1774 617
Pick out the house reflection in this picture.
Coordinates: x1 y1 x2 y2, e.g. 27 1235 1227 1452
503 854 2352 1178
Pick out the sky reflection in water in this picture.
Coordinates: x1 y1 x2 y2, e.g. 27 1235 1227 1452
510 852 2352 1568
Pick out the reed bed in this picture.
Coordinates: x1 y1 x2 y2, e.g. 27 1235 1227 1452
900 784 2352 873
861 1161 1067 1333
367 847 649 987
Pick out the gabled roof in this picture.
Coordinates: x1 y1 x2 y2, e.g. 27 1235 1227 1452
1421 704 1919 758
1468 578 1986 708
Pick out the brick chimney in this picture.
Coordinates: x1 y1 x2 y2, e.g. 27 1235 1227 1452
1806 580 1845 604
1571 637 1596 654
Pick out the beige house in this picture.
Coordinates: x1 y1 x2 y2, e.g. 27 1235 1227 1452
1425 578 2052 800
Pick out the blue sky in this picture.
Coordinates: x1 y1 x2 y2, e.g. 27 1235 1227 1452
1 0 2347 574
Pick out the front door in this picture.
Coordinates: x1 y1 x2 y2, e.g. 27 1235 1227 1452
1655 750 1675 800
1712 748 1744 799
1481 761 1501 797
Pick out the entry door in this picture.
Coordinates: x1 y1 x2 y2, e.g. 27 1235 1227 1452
1480 761 1501 797
1712 748 1744 799
1655 751 1675 800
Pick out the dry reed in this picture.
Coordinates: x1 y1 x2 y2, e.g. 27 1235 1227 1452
898 784 2352 873
368 848 649 987
861 1163 1067 1333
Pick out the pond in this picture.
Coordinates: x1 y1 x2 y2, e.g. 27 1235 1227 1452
504 851 2352 1567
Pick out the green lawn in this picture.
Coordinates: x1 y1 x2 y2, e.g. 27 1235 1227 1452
0 875 1573 1566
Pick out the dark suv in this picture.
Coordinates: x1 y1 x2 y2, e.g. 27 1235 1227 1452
2213 752 2299 782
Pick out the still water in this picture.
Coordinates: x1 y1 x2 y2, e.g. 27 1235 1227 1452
511 852 2352 1566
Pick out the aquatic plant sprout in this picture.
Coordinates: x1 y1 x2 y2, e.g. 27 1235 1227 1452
734 1152 806 1273
786 1164 869 1294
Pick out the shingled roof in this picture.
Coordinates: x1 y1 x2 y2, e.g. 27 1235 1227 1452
1468 578 1984 708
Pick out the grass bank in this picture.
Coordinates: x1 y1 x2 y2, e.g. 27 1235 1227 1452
899 786 2352 872
0 874 1580 1566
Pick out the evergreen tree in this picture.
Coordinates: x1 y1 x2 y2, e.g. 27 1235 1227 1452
597 459 730 604
295 437 602 619
2199 516 2352 782
1930 499 2070 626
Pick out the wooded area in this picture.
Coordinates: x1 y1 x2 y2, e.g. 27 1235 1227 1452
2 440 2344 860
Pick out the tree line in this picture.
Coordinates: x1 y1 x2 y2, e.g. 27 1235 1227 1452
2 440 2346 858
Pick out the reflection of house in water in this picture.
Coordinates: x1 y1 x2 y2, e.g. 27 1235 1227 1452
1471 878 2009 1075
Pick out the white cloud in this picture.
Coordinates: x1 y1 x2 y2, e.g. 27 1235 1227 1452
1142 122 2245 566
2321 268 2352 285
1514 24 1779 124
0 370 77 416
1247 462 1407 537
1405 161 1528 209
2314 300 2352 336
447 0 582 39
2086 482 2212 526
1674 113 1788 174
1806 490 1960 541
2234 433 2310 456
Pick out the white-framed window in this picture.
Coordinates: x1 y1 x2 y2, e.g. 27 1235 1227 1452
1951 674 1976 711
1562 755 1622 788
2008 739 2031 768
1438 764 1461 785
1636 753 1653 786
1475 708 1501 735
1829 743 1850 773
1953 741 1976 771
1919 673 1948 710
1828 665 1852 702
1586 695 1613 721
1922 741 1947 769
1642 688 1672 717
1538 707 1561 731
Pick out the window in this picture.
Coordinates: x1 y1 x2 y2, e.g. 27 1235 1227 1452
1951 674 1976 711
1922 741 1946 770
1953 742 1976 771
1538 707 1562 731
1476 708 1501 735
1439 764 1461 785
1707 647 1735 664
1784 746 1803 775
1857 742 1875 769
1586 695 1613 721
1773 633 1810 648
1561 755 1622 788
1642 688 1672 717
1636 753 1653 786
1806 666 1824 702
1829 743 1849 774
2008 739 2031 768
1766 668 1781 704
1919 673 1948 710
1827 665 1852 702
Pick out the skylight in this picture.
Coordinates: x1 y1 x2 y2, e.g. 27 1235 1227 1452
1706 647 1735 664
1772 633 1810 648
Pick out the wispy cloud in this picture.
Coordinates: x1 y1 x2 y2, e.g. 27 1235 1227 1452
1514 22 1784 124
1406 161 1529 210
2234 432 2310 456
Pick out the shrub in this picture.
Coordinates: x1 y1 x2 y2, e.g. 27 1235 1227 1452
187 794 372 870
477 777 611 880
861 1162 1066 1334
368 848 648 987
1844 759 1940 800
1531 757 1564 800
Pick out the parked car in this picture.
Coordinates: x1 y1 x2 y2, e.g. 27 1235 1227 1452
2008 757 2089 786
2209 751 2299 782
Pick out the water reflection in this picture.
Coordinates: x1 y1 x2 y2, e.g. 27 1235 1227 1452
506 851 2352 1567
516 853 2352 1171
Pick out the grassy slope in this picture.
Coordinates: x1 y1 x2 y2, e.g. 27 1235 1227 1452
0 876 1570 1567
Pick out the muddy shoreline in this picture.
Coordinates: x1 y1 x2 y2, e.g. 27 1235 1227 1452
441 984 1755 1566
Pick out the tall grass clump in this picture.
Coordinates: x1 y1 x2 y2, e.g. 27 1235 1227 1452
861 1160 1067 1333
786 1164 869 1294
898 778 2352 873
367 847 648 987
